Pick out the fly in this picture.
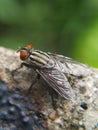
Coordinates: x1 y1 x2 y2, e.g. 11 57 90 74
15 44 90 100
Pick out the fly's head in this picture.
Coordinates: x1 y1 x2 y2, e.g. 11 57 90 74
17 44 33 61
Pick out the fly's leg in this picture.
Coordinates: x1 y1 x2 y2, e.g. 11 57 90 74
51 92 57 110
12 62 41 92
48 88 57 109
11 63 33 76
11 63 35 84
28 74 40 92
65 73 84 79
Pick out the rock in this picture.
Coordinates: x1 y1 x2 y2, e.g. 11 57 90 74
0 46 98 130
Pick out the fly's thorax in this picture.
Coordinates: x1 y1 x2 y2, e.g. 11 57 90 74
28 50 55 68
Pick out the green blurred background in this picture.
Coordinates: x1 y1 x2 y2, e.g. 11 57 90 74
0 0 98 67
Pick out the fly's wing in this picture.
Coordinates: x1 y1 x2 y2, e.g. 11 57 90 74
47 53 91 76
37 68 75 100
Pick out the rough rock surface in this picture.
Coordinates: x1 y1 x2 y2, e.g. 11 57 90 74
0 46 98 130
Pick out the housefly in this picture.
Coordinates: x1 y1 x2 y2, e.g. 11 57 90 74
16 44 90 100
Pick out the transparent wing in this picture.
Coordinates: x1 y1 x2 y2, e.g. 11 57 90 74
48 53 91 76
37 68 75 100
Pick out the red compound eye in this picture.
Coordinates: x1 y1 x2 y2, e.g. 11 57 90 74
20 50 27 60
25 44 32 49
18 44 33 60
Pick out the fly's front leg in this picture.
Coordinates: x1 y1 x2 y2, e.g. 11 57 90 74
12 62 40 92
11 62 33 76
